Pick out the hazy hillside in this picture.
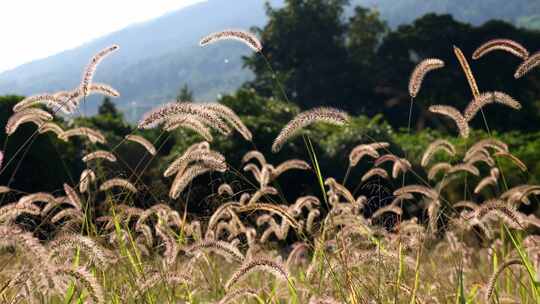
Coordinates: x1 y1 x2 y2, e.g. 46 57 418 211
0 0 284 118
355 0 540 28
0 0 538 120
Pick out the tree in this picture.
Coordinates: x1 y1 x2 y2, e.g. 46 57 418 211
176 84 194 102
0 95 82 192
82 97 131 137
243 0 354 110
98 97 121 118
375 14 540 131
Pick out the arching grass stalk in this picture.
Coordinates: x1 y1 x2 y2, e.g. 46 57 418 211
504 225 540 301
63 248 81 304
454 268 466 304
409 244 422 304
303 135 327 206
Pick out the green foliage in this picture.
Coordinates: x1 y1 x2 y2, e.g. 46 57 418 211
244 0 385 113
176 83 194 102
377 16 540 132
353 0 540 29
0 95 82 192
244 1 540 133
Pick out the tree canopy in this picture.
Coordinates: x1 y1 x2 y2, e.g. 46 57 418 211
243 0 540 132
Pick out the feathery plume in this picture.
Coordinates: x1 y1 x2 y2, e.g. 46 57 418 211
204 103 252 140
454 46 480 98
272 107 349 152
421 139 456 167
429 105 469 138
502 185 540 205
349 145 379 167
13 93 68 113
473 39 529 60
63 183 82 210
474 199 523 229
200 29 262 52
218 183 234 196
169 164 212 199
242 150 267 166
371 204 403 219
0 201 40 223
155 225 178 265
325 178 356 204
464 91 522 121
374 154 411 179
38 122 64 137
361 168 389 182
87 83 120 97
474 168 499 194
394 185 438 200
272 159 311 178
306 209 320 233
225 258 289 290
454 200 478 211
79 169 96 193
99 178 137 193
50 208 84 225
0 186 10 194
494 151 527 171
514 51 540 78
465 149 496 167
6 108 53 135
408 58 445 98
484 259 524 302
125 134 156 155
427 162 452 180
60 127 106 144
54 267 105 304
163 114 215 141
138 102 231 135
18 192 56 206
82 150 117 163
448 163 480 176
81 45 120 96
466 139 508 158
185 239 244 262
236 203 300 230
48 234 111 268
164 150 226 178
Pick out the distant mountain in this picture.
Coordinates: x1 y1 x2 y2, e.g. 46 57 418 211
354 0 540 29
0 0 284 119
0 0 538 120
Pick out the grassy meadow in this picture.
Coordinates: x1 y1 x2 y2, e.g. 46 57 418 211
0 13 540 304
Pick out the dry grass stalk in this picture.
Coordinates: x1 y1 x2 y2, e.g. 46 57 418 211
408 58 445 98
125 134 157 155
200 29 262 52
272 107 349 153
514 51 540 78
472 39 529 60
453 45 480 98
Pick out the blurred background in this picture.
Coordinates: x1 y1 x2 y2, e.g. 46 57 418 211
0 0 539 212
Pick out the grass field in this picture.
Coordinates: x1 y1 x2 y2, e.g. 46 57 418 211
0 34 539 303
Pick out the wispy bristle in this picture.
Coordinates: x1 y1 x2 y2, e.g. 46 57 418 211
429 105 469 138
408 58 445 98
514 51 540 78
473 39 529 60
200 29 262 52
272 107 349 153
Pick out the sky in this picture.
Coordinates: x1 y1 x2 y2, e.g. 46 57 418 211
0 0 206 73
